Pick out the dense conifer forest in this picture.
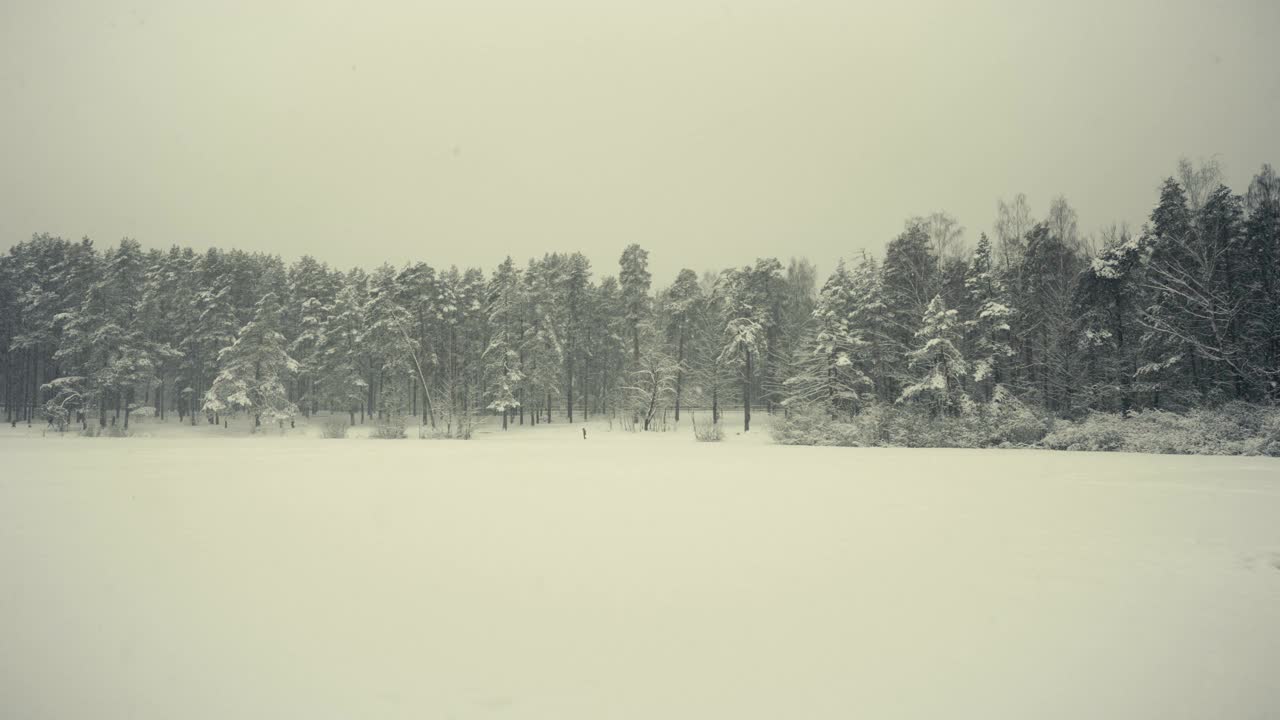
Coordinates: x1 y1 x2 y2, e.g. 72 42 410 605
3 160 1278 439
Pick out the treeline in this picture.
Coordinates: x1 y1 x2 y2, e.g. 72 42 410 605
2 160 1277 434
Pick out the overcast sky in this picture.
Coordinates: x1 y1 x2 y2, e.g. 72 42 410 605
3 0 1278 284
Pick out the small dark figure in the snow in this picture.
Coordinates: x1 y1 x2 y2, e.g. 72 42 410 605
582 427 587 440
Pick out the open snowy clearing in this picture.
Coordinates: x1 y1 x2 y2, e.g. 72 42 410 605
2 420 1279 719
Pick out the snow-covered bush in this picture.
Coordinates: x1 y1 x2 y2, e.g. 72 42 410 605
1040 414 1125 452
43 403 72 434
774 399 1049 449
692 416 724 442
875 407 984 448
371 420 407 439
321 418 349 439
771 405 860 446
1042 404 1280 456
977 388 1050 447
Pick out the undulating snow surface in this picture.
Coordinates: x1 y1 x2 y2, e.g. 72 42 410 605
2 417 1279 719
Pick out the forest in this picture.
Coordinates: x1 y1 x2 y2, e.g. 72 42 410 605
2 160 1279 443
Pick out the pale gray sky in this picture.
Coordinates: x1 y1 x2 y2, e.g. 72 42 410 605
3 0 1278 283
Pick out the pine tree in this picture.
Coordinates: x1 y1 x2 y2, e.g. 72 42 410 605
484 257 525 429
562 253 591 422
689 272 731 424
1016 222 1087 412
363 264 417 421
1076 227 1145 412
318 277 369 424
782 260 873 417
183 249 241 424
619 244 652 361
899 295 971 417
435 266 487 436
719 266 768 431
662 268 701 421
845 254 893 401
203 292 299 429
520 258 564 425
52 239 159 429
1243 165 1280 396
10 235 95 426
287 256 338 417
964 234 1016 402
396 261 440 427
587 276 628 418
880 222 938 396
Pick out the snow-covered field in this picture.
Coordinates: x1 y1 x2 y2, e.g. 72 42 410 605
2 417 1279 719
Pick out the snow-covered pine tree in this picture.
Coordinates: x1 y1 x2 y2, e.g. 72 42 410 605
484 257 524 429
661 268 702 421
717 266 770 431
139 245 193 421
290 295 327 416
520 258 564 425
881 222 939 395
203 292 299 429
586 275 628 420
767 259 818 410
846 253 892 402
395 261 440 427
363 264 418 422
964 233 1016 402
286 256 338 417
1243 165 1280 397
898 295 972 417
1076 226 1148 412
782 260 873 418
52 238 159 429
435 266 487 437
1017 221 1089 412
618 244 651 361
318 277 369 424
687 272 731 424
183 249 241 424
560 253 592 422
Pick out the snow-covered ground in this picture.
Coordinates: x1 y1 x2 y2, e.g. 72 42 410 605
2 416 1279 719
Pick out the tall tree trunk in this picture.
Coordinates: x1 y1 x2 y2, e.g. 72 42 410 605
4 347 11 424
743 346 752 432
675 332 684 421
567 358 574 423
